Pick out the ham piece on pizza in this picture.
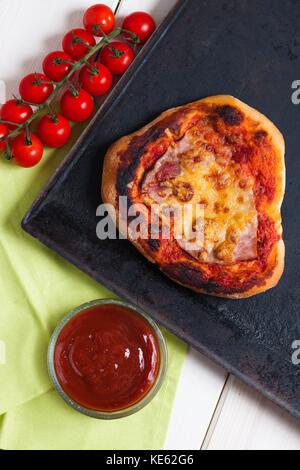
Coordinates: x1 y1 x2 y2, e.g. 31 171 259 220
102 96 285 299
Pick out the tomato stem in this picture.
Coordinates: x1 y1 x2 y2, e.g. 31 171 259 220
4 140 13 160
72 31 93 50
120 28 141 44
40 80 56 86
94 26 111 61
13 95 37 108
95 26 110 44
25 124 32 146
68 83 80 97
33 72 41 86
46 103 58 122
59 59 76 67
50 113 59 123
12 96 25 106
92 24 105 37
0 119 19 127
83 59 99 76
110 45 125 58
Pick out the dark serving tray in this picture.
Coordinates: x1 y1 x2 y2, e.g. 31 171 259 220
23 0 300 419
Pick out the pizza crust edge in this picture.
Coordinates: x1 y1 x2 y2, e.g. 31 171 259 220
101 95 285 299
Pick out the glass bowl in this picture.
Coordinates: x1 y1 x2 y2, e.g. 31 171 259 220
48 298 168 419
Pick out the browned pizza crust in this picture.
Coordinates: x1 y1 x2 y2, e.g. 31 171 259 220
102 96 285 299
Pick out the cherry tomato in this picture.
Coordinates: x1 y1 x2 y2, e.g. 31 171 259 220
19 73 54 105
62 28 96 60
60 88 94 122
79 62 112 96
11 132 44 167
0 99 33 130
122 12 156 44
37 113 71 148
0 124 9 152
43 51 74 82
101 42 134 75
83 4 115 36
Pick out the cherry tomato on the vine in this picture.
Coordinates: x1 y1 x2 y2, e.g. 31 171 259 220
11 132 44 167
37 113 71 148
101 41 134 75
122 12 156 44
0 99 33 130
0 124 9 152
83 4 115 36
62 28 96 60
43 51 74 82
19 73 54 105
79 62 112 96
60 88 94 123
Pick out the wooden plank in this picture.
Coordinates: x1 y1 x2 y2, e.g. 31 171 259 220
204 376 300 450
165 349 227 450
0 0 119 98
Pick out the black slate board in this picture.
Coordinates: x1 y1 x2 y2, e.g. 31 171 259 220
23 0 300 419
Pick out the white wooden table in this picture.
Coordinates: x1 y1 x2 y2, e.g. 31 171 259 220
1 0 300 450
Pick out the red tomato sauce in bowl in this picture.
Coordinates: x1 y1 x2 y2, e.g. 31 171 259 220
48 300 167 419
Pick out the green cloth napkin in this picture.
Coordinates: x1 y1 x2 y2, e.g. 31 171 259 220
0 123 187 449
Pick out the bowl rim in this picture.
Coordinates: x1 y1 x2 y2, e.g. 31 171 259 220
47 298 168 420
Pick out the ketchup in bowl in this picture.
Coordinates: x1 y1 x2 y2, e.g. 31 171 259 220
48 300 167 419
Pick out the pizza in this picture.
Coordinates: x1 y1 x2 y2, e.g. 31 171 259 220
102 96 285 298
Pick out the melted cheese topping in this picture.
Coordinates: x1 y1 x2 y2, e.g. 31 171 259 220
142 127 258 264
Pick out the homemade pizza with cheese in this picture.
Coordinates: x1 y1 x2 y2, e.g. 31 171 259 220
102 96 285 298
